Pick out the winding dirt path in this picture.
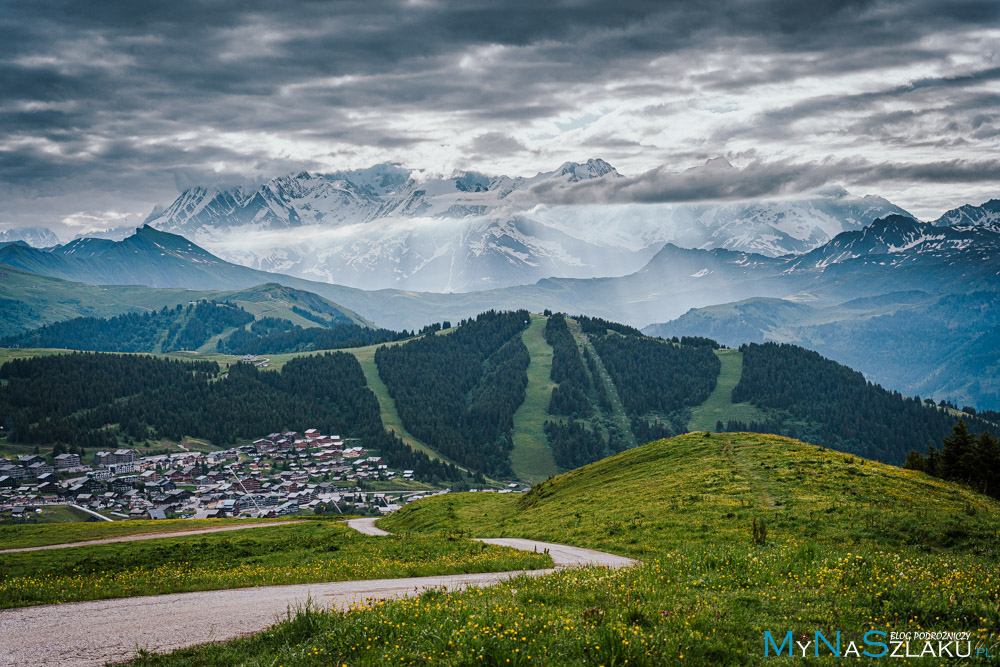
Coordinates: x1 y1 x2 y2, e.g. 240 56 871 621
0 518 636 667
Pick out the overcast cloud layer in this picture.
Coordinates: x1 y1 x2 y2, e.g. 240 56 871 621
1 0 999 237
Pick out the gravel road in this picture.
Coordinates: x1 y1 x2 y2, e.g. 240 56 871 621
0 519 636 666
344 517 391 536
0 521 304 555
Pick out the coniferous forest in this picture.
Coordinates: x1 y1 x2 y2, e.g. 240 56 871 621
544 313 592 418
375 310 531 476
591 334 720 416
0 301 254 352
543 418 627 469
2 308 995 481
904 419 1000 499
730 342 998 464
217 320 404 355
0 352 459 482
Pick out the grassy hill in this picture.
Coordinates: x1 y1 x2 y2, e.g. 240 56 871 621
383 432 999 555
1 276 373 353
0 264 204 336
0 262 371 341
132 433 1000 665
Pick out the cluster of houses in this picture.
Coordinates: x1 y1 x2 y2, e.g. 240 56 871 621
0 429 464 522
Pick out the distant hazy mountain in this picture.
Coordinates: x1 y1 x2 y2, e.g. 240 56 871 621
2 213 996 335
645 291 1000 411
0 258 368 339
0 227 60 247
4 216 999 407
643 214 1000 409
71 226 135 242
143 161 909 291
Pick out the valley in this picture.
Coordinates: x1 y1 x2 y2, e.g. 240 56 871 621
3 309 993 492
4 4 999 665
3 205 998 667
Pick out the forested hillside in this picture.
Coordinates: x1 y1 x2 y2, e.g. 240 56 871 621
2 309 988 479
217 320 404 355
591 334 720 416
0 352 459 482
0 301 253 352
537 314 717 469
375 310 531 475
544 313 591 418
725 342 998 464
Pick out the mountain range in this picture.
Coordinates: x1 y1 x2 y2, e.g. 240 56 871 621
2 197 998 408
138 160 910 292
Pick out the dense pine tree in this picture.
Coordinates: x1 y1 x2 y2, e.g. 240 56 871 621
904 419 1000 499
375 310 531 475
0 352 458 481
591 334 720 416
732 342 997 464
1 301 253 352
544 314 592 418
218 321 403 354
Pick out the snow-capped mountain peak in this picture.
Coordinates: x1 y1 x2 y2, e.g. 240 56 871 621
932 198 1000 230
0 226 61 247
140 160 916 292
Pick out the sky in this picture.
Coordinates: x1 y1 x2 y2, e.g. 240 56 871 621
1 0 999 238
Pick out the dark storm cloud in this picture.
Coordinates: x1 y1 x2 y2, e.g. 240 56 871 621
531 157 1000 205
1 0 998 230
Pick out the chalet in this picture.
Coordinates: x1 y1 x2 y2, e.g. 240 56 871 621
275 500 298 516
0 476 15 488
148 508 167 520
94 451 116 467
70 478 104 494
17 454 45 467
37 481 62 495
114 449 137 464
147 479 176 493
54 453 81 469
28 462 54 477
0 464 26 481
107 461 136 475
166 469 192 483
110 478 135 493
166 488 193 502
238 477 261 492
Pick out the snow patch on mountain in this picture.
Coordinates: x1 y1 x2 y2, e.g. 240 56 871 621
143 160 912 292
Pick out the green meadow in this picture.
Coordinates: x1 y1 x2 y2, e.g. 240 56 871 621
0 520 551 608
125 432 1000 665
